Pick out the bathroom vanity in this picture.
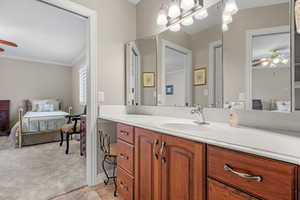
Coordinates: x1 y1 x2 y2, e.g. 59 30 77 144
99 114 300 200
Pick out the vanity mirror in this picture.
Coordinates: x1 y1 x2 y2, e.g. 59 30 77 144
223 0 292 112
157 1 223 107
125 36 157 106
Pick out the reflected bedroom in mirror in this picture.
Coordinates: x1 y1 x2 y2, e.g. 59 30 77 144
223 0 292 112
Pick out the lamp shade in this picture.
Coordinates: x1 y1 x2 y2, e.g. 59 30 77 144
157 8 168 25
181 0 195 11
182 17 194 26
168 1 181 18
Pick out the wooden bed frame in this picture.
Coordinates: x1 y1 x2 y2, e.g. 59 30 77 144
18 107 72 148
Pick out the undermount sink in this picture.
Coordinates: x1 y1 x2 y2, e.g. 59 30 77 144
159 121 210 132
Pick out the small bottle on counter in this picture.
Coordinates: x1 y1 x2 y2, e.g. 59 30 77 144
228 106 239 127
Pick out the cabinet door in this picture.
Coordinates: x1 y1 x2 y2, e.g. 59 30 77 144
161 135 206 200
208 178 259 200
135 128 161 200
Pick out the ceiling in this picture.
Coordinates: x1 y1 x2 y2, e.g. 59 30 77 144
182 0 288 35
0 0 87 66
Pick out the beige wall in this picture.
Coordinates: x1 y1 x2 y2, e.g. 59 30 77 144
191 25 222 106
71 0 136 105
0 58 73 125
223 3 289 102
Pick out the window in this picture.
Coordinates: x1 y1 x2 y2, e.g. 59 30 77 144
79 67 87 105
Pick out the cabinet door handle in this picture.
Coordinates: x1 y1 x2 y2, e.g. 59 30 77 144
153 139 159 160
119 153 129 160
160 142 166 156
120 131 129 136
224 164 262 182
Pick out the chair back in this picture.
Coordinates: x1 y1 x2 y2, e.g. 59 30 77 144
99 130 112 155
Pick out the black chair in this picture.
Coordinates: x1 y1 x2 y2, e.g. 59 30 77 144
60 106 87 154
99 130 117 196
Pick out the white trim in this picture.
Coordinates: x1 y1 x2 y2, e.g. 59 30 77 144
39 0 98 186
245 26 290 110
160 39 192 106
71 48 87 66
0 55 72 67
208 40 222 107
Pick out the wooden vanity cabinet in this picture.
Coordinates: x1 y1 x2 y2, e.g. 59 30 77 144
134 127 206 200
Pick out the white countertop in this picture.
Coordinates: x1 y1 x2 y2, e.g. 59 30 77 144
99 114 300 165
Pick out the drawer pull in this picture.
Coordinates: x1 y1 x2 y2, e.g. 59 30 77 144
120 131 129 136
160 142 166 156
224 164 262 182
119 153 129 160
119 181 128 191
153 140 159 160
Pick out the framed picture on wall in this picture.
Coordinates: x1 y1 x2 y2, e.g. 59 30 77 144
166 85 174 95
193 67 207 86
142 72 155 88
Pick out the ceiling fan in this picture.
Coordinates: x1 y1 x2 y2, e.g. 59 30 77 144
0 39 18 52
252 46 289 67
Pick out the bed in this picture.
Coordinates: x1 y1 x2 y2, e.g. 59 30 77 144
9 99 71 148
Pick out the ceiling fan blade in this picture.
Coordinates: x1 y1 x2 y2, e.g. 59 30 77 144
0 40 18 47
0 47 4 52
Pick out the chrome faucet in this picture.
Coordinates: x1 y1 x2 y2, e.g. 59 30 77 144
191 105 209 125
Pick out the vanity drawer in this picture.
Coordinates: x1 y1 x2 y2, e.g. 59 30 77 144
117 167 134 200
208 178 259 200
207 145 297 200
117 139 134 174
117 123 134 144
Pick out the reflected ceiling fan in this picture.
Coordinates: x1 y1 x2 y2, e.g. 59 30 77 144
252 46 289 67
0 39 18 52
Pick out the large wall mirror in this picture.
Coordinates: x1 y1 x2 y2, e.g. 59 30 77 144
125 0 299 112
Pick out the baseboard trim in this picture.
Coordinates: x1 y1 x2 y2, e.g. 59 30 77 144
94 169 114 185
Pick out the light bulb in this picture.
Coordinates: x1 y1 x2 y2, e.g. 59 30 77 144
181 0 195 11
222 23 229 32
168 1 181 18
262 61 269 66
169 24 181 32
282 58 289 64
182 17 194 26
223 13 232 24
157 8 168 26
224 0 239 15
195 8 208 20
273 57 280 64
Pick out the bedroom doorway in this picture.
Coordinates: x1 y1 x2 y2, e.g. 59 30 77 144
0 0 97 199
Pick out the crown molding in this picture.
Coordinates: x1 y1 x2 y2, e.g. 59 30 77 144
0 55 72 67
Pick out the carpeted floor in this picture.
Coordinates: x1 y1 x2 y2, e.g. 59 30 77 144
0 136 86 200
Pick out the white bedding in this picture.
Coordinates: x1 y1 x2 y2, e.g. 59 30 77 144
24 111 69 119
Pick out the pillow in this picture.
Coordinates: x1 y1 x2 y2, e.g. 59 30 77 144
45 99 60 111
276 101 291 112
37 103 55 112
31 100 48 112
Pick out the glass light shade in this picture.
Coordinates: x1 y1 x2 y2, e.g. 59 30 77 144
169 24 181 32
181 0 195 11
224 0 239 15
272 57 280 64
182 17 194 26
223 13 232 24
168 1 181 18
195 8 208 20
222 23 228 32
157 9 168 25
262 61 269 66
282 58 289 64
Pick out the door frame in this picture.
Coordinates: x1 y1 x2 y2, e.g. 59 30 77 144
245 25 290 110
160 39 192 106
208 40 223 107
39 0 98 186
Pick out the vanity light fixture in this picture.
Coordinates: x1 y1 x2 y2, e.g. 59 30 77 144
156 0 204 32
222 13 232 24
222 23 229 32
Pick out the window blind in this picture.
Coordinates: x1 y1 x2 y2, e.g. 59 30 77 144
79 68 87 105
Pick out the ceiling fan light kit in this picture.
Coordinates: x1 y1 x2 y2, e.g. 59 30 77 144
0 39 18 53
